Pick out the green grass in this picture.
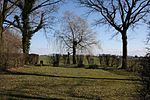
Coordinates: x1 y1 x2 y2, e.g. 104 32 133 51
0 66 142 100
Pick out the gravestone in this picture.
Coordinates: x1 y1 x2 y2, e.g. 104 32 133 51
52 54 60 67
40 60 43 66
67 52 70 64
29 54 39 65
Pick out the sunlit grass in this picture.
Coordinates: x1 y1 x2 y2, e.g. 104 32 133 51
0 66 141 100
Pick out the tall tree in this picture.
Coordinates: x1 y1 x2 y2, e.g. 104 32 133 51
0 0 18 46
6 0 62 64
0 0 19 67
147 21 150 44
55 11 98 64
78 0 150 68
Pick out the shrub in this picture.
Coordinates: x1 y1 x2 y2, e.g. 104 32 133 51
138 51 150 99
0 29 23 70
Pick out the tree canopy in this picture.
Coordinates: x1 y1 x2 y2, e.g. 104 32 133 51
55 11 99 64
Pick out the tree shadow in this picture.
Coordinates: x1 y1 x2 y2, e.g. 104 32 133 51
0 82 101 100
0 92 61 100
3 70 141 82
1 69 141 100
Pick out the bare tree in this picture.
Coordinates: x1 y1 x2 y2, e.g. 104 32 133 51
0 0 18 46
55 11 99 64
3 29 22 53
78 0 150 68
147 21 150 44
5 0 63 64
0 28 22 69
0 0 19 67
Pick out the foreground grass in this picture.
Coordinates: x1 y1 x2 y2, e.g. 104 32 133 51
0 66 141 100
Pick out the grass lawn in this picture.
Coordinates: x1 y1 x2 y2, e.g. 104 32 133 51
0 66 142 100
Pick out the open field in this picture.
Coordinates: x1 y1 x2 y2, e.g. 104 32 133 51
0 66 142 100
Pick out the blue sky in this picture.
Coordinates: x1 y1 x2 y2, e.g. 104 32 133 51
30 1 148 56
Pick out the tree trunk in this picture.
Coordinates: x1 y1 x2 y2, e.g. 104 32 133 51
0 28 3 67
22 12 30 65
0 13 4 67
121 32 127 69
67 52 70 64
73 44 76 64
0 23 3 52
22 35 30 64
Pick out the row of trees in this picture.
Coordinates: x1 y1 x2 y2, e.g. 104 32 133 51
0 0 150 69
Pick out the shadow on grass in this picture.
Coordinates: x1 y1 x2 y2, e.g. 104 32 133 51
0 92 61 100
0 69 140 100
3 70 141 82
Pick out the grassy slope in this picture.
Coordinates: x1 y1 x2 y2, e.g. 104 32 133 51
0 66 141 100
